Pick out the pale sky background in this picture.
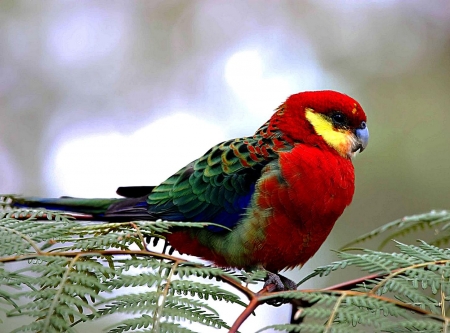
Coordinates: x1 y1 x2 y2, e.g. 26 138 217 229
1 1 450 332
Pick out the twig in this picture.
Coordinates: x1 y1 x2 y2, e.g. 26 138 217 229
130 221 151 251
324 293 345 333
229 285 274 333
153 260 180 332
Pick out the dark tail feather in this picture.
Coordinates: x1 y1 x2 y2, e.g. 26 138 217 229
12 196 121 216
103 196 152 220
12 196 153 221
116 186 155 198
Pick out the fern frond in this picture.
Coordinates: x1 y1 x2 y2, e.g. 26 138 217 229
297 256 351 286
238 269 267 285
136 220 231 234
257 323 366 333
108 272 164 289
168 280 246 306
10 320 77 333
0 207 73 222
5 203 450 332
366 276 439 312
260 290 339 306
96 292 217 316
341 210 450 249
381 320 448 333
173 264 241 283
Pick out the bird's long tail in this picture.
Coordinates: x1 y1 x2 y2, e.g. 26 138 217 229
11 187 156 220
11 196 124 220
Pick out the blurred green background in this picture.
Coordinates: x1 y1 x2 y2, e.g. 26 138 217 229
1 1 449 332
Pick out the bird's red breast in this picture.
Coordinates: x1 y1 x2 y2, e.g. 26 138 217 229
250 145 355 272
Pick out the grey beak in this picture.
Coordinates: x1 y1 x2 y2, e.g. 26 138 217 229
355 124 369 152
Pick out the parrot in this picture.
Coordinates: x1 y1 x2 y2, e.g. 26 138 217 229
12 90 369 291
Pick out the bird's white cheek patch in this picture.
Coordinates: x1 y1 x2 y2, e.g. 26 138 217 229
305 109 352 158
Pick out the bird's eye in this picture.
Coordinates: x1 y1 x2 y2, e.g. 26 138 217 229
331 112 348 126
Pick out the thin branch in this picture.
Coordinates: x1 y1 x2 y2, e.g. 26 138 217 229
323 272 386 291
442 273 446 318
130 221 150 251
229 296 259 333
324 293 345 333
229 285 274 333
153 259 180 333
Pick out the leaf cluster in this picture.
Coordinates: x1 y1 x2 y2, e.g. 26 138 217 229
0 198 247 333
2 195 450 333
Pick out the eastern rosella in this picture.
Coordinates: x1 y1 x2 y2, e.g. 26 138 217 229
13 90 369 290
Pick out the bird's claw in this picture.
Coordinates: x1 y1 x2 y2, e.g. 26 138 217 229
263 272 297 306
264 271 297 291
264 271 285 291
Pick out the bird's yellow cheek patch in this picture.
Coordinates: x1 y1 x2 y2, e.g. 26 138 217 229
305 109 352 158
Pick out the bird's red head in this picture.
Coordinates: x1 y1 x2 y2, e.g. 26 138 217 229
271 90 369 159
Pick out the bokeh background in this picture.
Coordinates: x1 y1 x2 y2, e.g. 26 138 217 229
1 1 450 332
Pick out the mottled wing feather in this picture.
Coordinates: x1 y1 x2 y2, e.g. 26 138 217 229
146 129 288 231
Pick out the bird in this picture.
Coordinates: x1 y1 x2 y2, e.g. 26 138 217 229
13 90 369 291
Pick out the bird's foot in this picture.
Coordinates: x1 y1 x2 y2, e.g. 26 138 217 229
264 271 297 291
263 272 297 306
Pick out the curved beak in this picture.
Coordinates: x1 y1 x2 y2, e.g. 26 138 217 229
354 126 369 153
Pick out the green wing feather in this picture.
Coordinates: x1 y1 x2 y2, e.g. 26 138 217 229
146 123 291 230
